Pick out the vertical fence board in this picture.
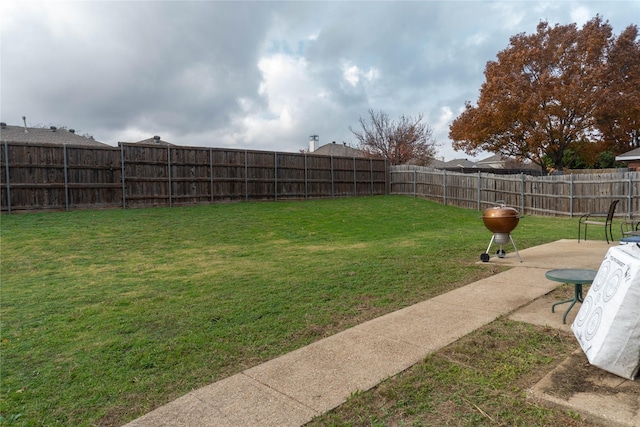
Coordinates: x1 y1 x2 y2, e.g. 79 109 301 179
1 142 11 212
276 153 306 200
306 155 332 198
169 146 212 205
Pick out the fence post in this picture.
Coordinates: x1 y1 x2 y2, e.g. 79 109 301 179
413 169 417 197
209 148 214 204
570 173 574 218
63 144 69 211
443 170 447 205
387 162 391 194
331 156 334 198
244 150 248 202
120 143 126 209
353 157 357 196
167 145 172 208
274 152 278 201
477 171 481 211
3 141 11 213
304 152 308 200
385 159 389 195
628 173 633 215
520 173 525 215
370 158 374 196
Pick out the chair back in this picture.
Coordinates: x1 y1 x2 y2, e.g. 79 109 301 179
607 200 620 221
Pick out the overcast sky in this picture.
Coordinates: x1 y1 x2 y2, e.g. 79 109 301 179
1 1 638 160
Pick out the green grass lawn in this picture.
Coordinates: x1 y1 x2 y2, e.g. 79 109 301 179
1 196 579 426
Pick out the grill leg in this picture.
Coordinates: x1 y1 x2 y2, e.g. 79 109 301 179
485 235 496 255
509 235 522 262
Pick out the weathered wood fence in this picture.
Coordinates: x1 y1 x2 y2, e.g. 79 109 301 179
3 142 638 216
0 142 388 212
390 165 640 217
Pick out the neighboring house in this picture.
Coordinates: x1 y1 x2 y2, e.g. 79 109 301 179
0 122 109 147
615 147 640 171
123 135 175 146
476 154 506 169
311 141 367 158
443 158 477 169
424 157 447 168
476 154 539 171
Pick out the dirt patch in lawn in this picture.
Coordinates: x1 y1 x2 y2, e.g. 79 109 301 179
539 350 640 413
308 318 597 426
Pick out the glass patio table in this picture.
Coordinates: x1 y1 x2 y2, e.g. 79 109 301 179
546 268 598 324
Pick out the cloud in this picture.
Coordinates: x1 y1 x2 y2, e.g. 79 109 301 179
571 6 593 27
1 0 635 160
341 63 380 88
435 106 454 136
343 65 360 87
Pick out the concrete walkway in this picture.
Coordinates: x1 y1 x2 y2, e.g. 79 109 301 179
124 239 637 427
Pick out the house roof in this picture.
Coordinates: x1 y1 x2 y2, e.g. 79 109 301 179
0 123 109 146
311 142 367 158
122 136 175 146
476 154 506 167
444 158 477 168
615 147 640 161
425 158 447 168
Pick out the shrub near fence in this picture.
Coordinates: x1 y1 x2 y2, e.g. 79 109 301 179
0 142 389 212
390 165 640 218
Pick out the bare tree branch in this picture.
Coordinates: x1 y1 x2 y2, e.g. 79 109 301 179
349 109 438 165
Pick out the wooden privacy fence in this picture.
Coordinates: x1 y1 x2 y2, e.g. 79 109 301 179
4 142 638 217
0 142 388 212
390 165 640 217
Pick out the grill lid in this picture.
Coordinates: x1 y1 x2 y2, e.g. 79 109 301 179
482 203 520 234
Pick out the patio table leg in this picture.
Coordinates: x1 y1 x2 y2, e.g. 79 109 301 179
551 283 583 324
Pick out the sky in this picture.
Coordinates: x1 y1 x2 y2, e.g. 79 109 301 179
1 1 638 161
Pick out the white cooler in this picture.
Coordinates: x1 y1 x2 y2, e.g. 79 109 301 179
571 244 640 380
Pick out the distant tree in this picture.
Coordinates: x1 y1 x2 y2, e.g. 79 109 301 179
559 149 590 170
595 24 640 152
593 150 625 169
449 16 640 172
503 157 535 170
349 109 438 165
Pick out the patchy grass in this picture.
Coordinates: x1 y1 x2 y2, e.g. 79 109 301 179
308 319 592 427
1 196 579 426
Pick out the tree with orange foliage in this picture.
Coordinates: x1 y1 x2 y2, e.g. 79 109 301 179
350 109 438 165
595 25 640 153
449 16 640 171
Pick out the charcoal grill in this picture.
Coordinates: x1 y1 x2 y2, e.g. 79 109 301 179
480 201 522 262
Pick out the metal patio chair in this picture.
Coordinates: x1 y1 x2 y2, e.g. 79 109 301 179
621 212 640 238
578 199 619 244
